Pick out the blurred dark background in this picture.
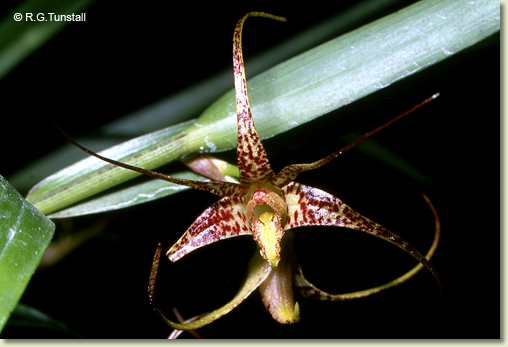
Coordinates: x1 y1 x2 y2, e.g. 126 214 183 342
0 0 500 339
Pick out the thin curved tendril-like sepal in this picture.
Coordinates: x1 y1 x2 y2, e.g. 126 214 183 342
283 182 441 289
294 193 440 300
48 117 248 198
149 243 272 331
233 12 286 184
271 93 440 188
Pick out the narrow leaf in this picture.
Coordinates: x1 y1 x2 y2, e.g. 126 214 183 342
27 119 196 215
26 0 499 216
47 171 203 219
9 0 415 195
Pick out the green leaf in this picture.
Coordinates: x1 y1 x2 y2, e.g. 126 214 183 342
27 120 196 215
47 171 203 219
26 0 499 216
0 175 55 333
10 0 393 195
47 157 240 218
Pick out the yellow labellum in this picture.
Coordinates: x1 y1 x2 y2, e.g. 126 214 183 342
258 212 281 268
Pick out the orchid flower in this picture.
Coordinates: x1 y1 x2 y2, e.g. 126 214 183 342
54 12 440 336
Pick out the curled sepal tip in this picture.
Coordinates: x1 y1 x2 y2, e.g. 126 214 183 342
233 12 286 184
283 182 441 290
294 194 440 300
149 244 272 331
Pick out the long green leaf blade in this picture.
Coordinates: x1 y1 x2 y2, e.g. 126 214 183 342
9 0 413 196
27 120 196 214
26 0 499 216
47 171 203 219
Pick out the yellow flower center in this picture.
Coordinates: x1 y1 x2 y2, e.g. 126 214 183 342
246 186 287 269
258 212 280 268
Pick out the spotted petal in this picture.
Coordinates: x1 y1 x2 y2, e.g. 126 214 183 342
233 13 286 184
293 195 440 300
167 197 251 262
282 182 440 287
